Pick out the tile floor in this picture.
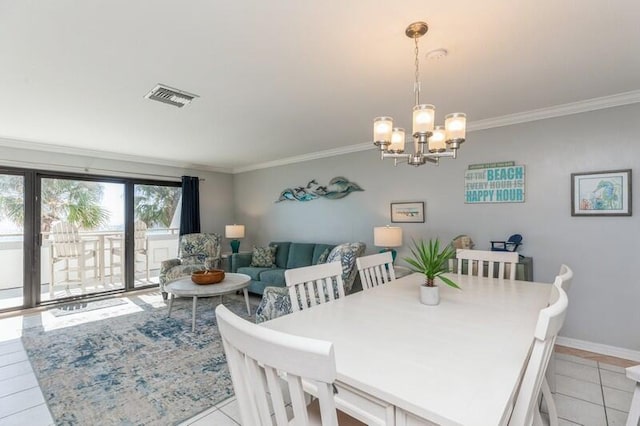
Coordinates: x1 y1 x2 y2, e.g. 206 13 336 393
0 302 637 426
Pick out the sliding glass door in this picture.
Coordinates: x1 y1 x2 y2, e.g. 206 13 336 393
0 172 26 310
133 184 181 288
0 166 182 312
41 177 126 301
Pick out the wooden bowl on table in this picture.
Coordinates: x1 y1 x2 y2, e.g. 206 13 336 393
191 269 225 285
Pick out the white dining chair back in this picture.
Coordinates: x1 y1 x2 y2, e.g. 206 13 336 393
110 220 149 283
509 285 568 426
215 304 340 426
557 264 573 292
50 221 83 258
626 365 640 426
285 261 345 312
456 249 519 280
356 252 395 290
48 221 98 297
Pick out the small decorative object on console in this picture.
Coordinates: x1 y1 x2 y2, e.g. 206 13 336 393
191 269 225 285
490 234 522 252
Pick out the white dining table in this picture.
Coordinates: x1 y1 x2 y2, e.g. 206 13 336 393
262 272 551 426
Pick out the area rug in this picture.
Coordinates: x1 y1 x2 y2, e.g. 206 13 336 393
21 293 258 425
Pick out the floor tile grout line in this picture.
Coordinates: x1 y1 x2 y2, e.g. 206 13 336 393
0 370 34 383
0 384 40 399
0 357 30 369
597 362 610 425
0 401 49 420
554 390 605 408
0 347 26 357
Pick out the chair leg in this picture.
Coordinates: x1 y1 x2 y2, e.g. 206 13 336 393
50 260 55 299
79 253 85 293
541 378 558 426
546 356 557 393
627 382 640 426
110 249 114 284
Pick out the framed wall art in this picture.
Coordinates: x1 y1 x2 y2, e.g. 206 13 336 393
571 169 632 216
390 202 425 223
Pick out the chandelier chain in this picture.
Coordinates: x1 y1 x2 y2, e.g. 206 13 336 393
414 36 421 105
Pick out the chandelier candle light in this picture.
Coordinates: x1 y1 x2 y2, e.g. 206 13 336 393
225 224 245 254
373 21 467 167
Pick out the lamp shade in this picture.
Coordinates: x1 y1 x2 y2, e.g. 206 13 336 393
225 225 245 239
374 226 403 248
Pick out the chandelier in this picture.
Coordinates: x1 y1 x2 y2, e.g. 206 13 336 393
373 21 467 167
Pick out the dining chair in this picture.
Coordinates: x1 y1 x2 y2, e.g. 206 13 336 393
109 220 149 283
215 304 364 425
48 221 98 298
285 261 345 312
626 365 640 426
356 251 395 290
509 284 568 426
455 249 519 280
542 264 574 426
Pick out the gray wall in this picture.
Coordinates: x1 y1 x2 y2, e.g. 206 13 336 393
0 143 235 234
233 103 640 351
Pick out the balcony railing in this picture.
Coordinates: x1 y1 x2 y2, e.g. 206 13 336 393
0 228 180 308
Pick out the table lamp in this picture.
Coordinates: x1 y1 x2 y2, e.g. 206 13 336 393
225 224 245 254
374 225 403 263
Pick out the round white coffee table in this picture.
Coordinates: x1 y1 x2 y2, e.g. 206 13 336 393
166 273 251 331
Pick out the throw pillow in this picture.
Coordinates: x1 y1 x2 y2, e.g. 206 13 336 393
251 245 277 267
315 248 331 265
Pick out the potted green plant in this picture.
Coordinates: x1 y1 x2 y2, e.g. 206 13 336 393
404 238 460 305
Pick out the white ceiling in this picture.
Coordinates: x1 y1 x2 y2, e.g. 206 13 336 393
1 0 640 173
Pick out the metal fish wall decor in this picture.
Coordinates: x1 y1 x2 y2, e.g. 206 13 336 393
276 177 364 202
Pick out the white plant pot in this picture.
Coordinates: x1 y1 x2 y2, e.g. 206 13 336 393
419 285 440 305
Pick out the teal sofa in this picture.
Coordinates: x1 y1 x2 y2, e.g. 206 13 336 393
230 242 336 295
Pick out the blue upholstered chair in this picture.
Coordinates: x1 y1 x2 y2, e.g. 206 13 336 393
255 242 365 323
490 234 522 252
159 233 222 299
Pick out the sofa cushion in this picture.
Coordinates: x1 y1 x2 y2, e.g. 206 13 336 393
257 268 286 286
237 266 272 281
250 246 277 267
312 244 335 264
287 243 316 269
270 242 291 269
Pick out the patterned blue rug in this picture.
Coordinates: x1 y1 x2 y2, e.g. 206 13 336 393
21 293 257 425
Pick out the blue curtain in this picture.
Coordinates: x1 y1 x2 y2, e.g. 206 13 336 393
180 176 200 236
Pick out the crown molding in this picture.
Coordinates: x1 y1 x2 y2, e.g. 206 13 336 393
232 143 371 174
0 136 232 174
234 90 640 174
2 90 640 175
467 89 640 132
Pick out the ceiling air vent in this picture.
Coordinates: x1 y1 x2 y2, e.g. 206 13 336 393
144 84 198 108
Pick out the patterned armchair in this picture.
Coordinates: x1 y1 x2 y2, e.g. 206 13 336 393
255 242 365 323
159 233 222 299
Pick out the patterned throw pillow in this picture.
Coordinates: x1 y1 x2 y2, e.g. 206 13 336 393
250 245 277 267
315 248 331 265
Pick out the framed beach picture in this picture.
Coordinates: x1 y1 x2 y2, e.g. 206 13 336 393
571 169 632 216
391 202 425 223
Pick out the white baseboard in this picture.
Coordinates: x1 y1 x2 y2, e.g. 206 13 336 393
557 336 640 363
